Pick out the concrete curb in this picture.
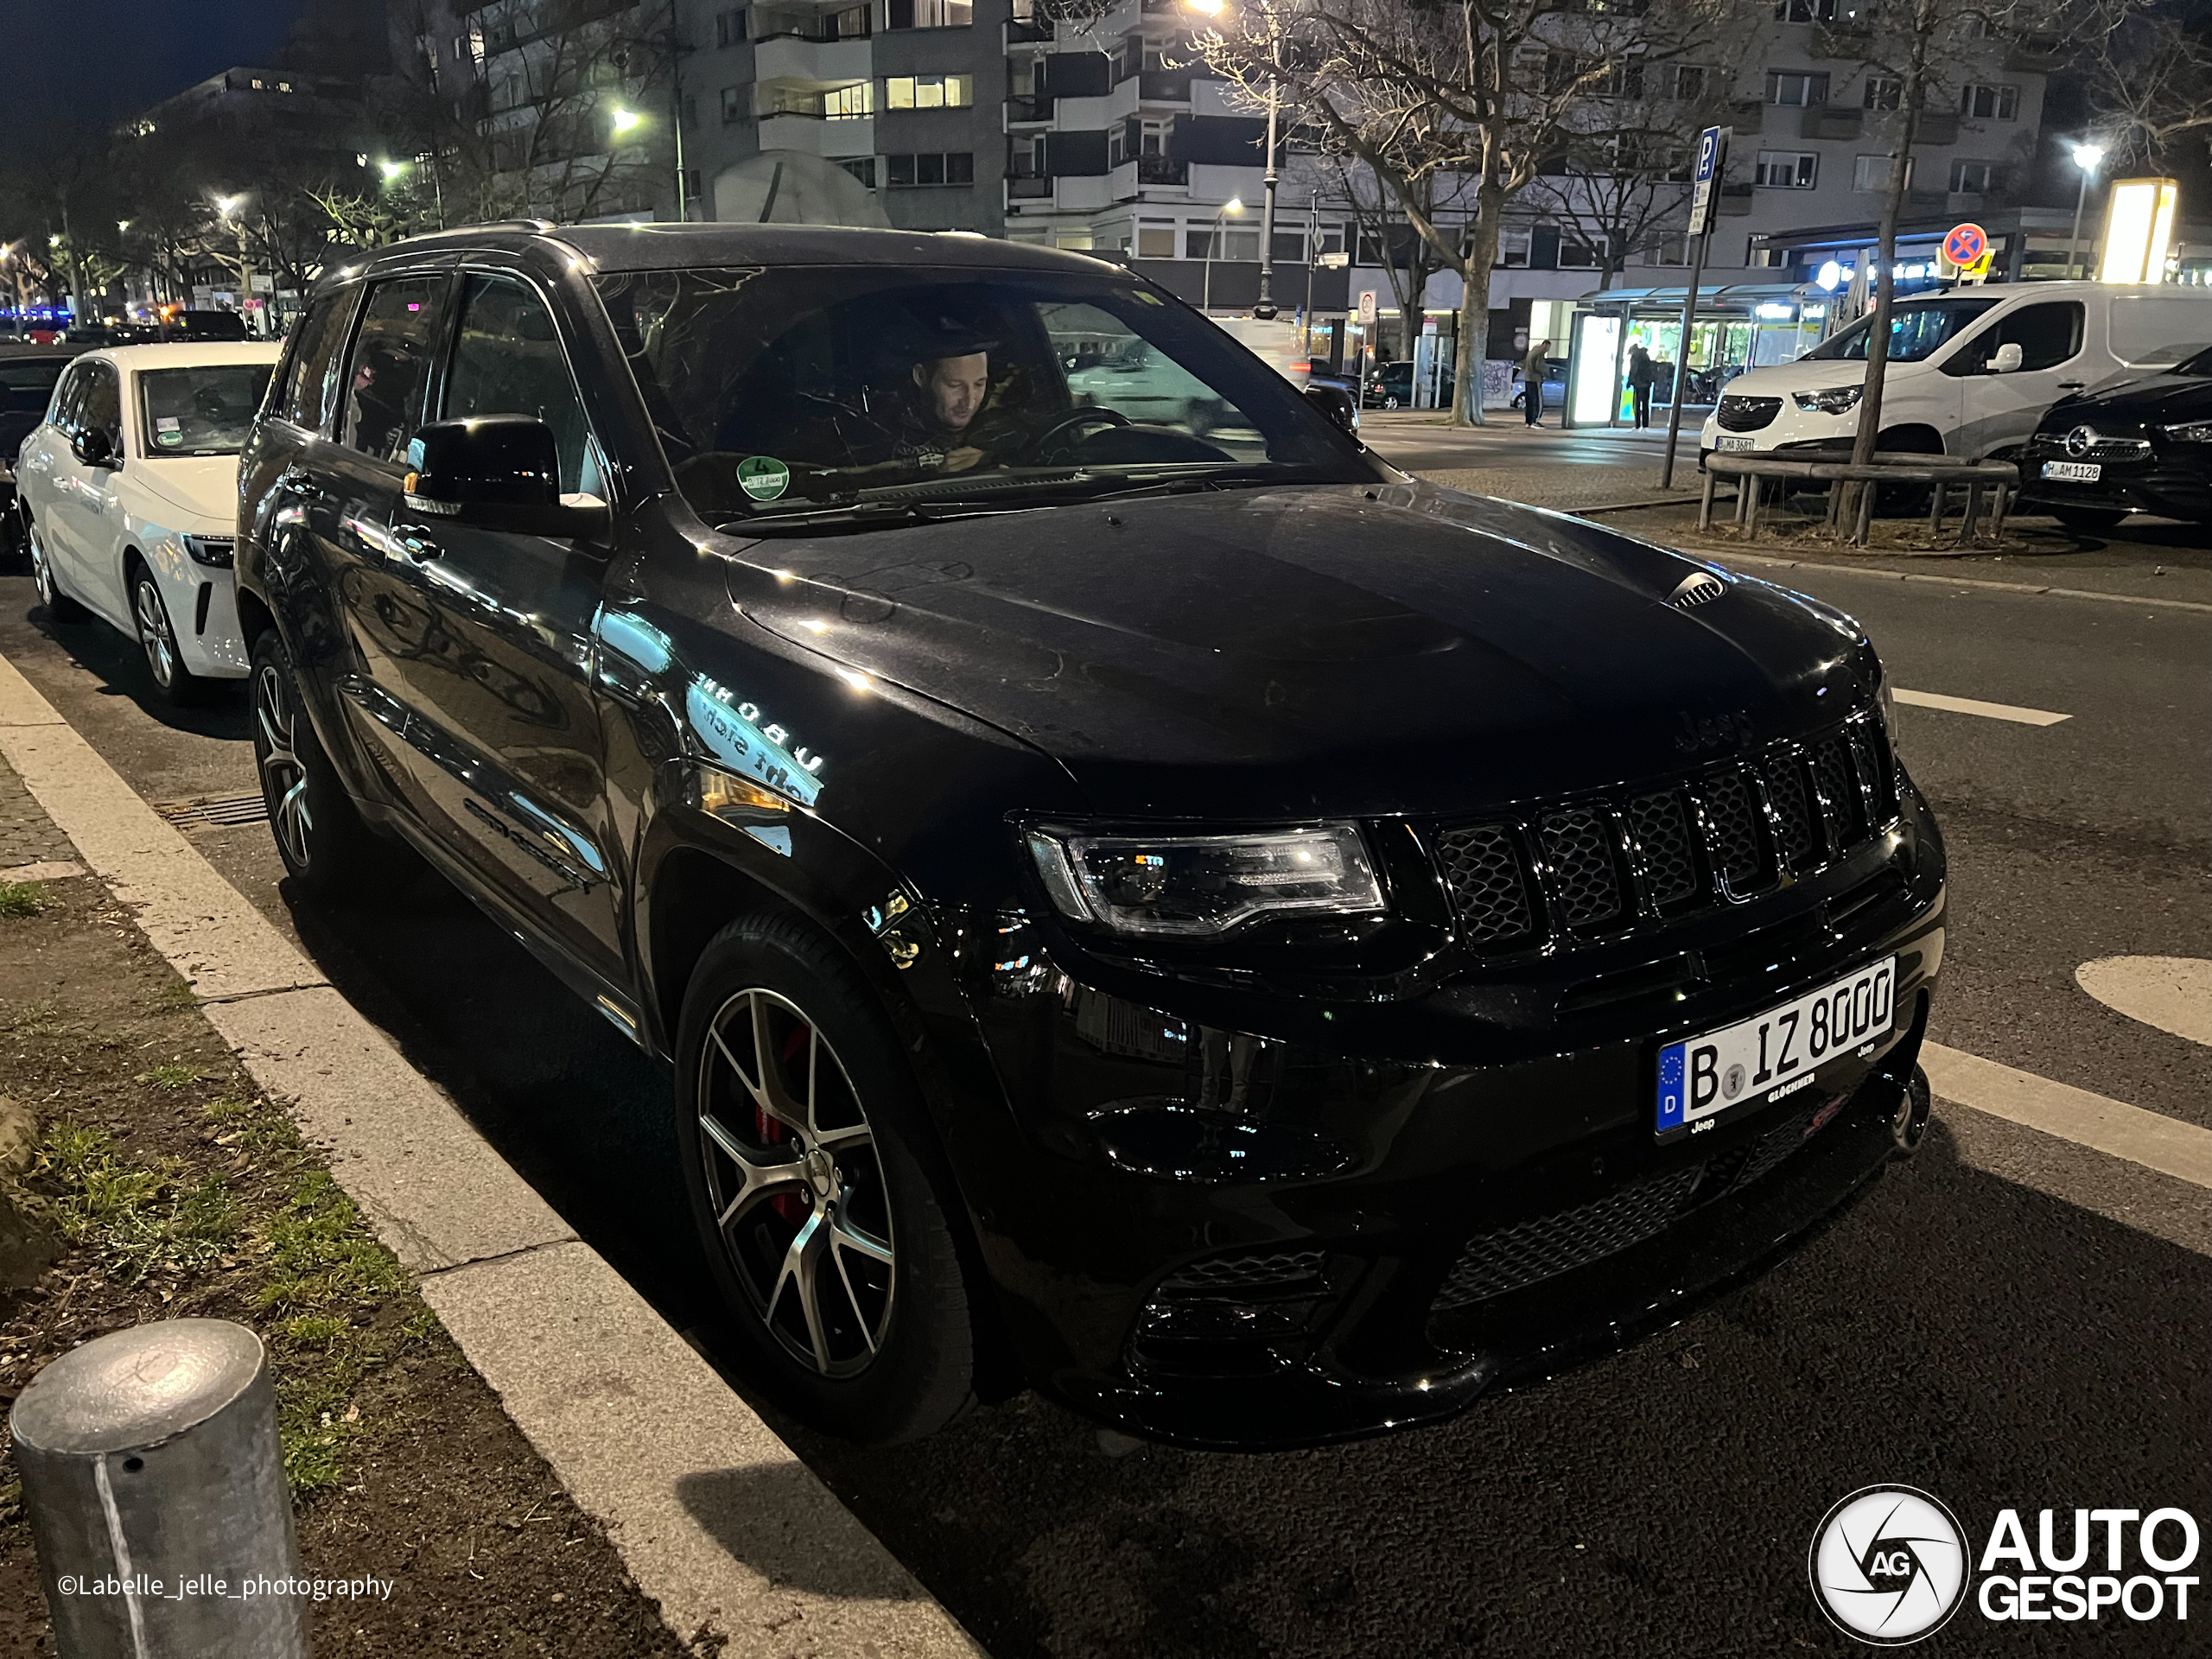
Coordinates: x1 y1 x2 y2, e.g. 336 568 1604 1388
0 645 983 1659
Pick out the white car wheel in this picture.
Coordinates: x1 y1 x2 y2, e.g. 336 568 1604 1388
29 524 89 623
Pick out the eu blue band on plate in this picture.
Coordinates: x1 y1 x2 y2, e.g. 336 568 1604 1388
1656 1042 1686 1131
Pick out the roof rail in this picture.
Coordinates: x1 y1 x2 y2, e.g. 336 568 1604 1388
376 219 561 251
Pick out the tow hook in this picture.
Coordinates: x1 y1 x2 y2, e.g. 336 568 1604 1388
1891 1065 1932 1154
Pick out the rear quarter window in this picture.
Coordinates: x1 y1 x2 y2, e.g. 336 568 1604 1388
2108 296 2212 368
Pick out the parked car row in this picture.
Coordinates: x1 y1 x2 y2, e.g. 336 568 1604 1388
1699 281 2212 529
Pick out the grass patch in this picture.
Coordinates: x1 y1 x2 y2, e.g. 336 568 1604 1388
3 999 70 1040
32 1120 239 1285
26 1096 432 1494
0 881 45 919
142 1062 200 1089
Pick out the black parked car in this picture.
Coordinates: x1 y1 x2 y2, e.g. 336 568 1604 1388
2017 345 2212 531
236 224 1945 1449
0 350 72 562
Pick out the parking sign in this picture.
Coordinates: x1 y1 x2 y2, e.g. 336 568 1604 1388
1688 126 1730 235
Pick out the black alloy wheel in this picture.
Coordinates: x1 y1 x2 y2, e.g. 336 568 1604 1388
248 629 414 898
676 916 978 1444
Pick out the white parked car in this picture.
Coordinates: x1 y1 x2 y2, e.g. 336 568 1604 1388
1699 282 2212 465
16 343 280 703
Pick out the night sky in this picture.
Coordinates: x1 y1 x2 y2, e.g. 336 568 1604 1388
0 1 311 150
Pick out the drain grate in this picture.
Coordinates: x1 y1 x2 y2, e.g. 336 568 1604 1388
154 792 270 830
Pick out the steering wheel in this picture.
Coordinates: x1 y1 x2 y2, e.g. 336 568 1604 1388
1024 406 1131 461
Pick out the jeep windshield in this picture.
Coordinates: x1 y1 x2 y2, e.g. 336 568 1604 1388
1802 296 2002 364
592 264 1381 524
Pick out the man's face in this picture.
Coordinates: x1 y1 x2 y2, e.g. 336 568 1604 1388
916 352 988 434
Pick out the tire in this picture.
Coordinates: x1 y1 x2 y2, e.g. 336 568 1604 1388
248 627 416 898
2050 505 2126 533
130 563 221 707
28 523 89 623
675 915 977 1444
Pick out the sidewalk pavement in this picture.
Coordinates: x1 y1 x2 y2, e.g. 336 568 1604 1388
0 648 983 1659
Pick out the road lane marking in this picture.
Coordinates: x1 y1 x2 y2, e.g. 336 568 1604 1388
1923 1041 2212 1190
2076 957 2212 1049
1892 689 2070 726
0 641 984 1658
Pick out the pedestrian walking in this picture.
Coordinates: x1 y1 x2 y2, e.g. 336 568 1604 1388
1522 338 1551 427
1624 343 1656 429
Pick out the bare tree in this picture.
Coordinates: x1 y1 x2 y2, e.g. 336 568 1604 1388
2083 7 2212 173
1319 156 1448 363
1197 0 1754 425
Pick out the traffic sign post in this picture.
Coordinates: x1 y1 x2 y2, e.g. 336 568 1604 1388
1939 222 1993 283
1662 126 1729 491
1357 289 1378 397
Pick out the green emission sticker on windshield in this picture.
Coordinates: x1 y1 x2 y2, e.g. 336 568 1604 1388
737 455 790 502
156 416 183 447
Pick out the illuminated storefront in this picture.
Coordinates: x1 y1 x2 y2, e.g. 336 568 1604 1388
1563 283 1834 430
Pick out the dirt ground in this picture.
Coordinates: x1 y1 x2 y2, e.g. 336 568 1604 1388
0 871 696 1656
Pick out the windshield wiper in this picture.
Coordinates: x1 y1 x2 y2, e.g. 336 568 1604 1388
721 466 1338 536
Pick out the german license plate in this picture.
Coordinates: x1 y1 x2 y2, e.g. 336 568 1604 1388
1655 957 1896 1138
1716 435 1757 452
2042 461 2101 482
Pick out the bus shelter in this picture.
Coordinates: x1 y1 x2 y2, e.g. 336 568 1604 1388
1562 283 1835 430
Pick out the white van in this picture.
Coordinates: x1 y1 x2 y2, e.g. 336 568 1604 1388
1700 283 2212 463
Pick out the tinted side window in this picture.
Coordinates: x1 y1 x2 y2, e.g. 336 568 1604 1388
340 276 449 463
441 275 600 495
80 364 123 451
48 364 87 436
1974 302 2085 372
277 291 356 431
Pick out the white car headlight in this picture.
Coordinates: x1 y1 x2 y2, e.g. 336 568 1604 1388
1792 386 1864 415
2160 419 2212 443
1026 823 1384 938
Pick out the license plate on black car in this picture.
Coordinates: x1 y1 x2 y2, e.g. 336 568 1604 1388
2042 461 2101 482
1655 958 1896 1140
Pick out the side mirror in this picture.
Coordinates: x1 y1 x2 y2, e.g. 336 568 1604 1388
1989 341 2024 374
71 427 117 467
401 415 608 539
1304 382 1359 435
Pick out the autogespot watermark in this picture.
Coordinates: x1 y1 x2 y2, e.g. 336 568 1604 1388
54 1573 395 1603
1809 1485 2201 1645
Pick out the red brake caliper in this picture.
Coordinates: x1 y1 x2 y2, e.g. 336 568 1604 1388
760 1021 811 1222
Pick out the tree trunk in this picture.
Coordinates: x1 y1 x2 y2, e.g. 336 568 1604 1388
1452 177 1504 427
1844 76 1922 533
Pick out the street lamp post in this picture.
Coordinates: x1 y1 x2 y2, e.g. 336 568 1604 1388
1203 198 1244 314
214 195 258 338
1187 0 1281 319
2068 143 2106 281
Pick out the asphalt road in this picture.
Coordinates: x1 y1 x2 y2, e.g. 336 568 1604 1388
3 527 2209 1656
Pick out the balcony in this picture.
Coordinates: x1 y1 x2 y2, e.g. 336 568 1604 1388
753 36 874 86
1005 93 1054 123
1139 69 1192 102
1138 156 1188 185
756 111 876 158
1915 111 1958 145
1800 105 1862 140
2004 35 2064 72
1728 100 1766 135
1007 16 1052 42
1718 182 1753 216
1008 175 1052 200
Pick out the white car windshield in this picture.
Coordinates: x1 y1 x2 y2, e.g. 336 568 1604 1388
139 365 275 457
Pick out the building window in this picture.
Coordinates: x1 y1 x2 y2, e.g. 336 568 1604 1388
1186 227 1259 260
1748 246 1790 268
886 151 974 186
721 86 746 124
887 0 972 26
1754 150 1818 188
886 73 974 108
823 81 874 118
1141 118 1173 157
1948 159 1998 194
839 156 877 188
1494 229 1530 268
1766 71 1828 106
1853 153 1915 191
1136 222 1176 257
1959 83 2018 119
715 7 747 46
1648 233 1689 265
1672 65 1707 101
1774 0 1838 17
1863 76 1900 111
1557 238 1608 269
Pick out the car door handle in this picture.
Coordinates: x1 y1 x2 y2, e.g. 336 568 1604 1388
2056 380 2085 391
391 526 440 563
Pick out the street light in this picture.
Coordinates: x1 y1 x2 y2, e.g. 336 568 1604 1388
2068 143 2106 281
1203 197 1244 314
610 106 644 135
1186 0 1281 318
379 159 408 182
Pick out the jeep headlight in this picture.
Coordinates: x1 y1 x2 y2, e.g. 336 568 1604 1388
1792 386 1864 415
2161 419 2212 443
1025 823 1384 938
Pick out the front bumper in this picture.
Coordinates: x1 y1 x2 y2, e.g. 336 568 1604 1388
954 784 1946 1449
2016 450 2212 524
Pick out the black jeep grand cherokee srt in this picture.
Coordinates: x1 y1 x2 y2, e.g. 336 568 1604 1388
235 223 1944 1448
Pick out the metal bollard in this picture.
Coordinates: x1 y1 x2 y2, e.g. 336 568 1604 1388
10 1319 308 1658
